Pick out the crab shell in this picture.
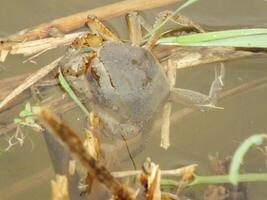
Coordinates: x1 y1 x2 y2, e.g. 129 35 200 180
61 41 170 137
88 41 170 120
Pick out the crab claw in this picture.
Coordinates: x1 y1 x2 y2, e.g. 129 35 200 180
209 63 225 105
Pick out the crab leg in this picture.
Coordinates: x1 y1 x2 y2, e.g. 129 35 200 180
126 12 143 46
126 12 153 47
209 63 225 105
87 15 121 43
156 11 204 33
160 59 176 149
145 10 205 49
170 65 225 111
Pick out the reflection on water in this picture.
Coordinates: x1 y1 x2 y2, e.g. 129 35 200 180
1 0 267 199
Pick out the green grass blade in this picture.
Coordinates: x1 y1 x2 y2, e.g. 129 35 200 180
158 28 267 48
229 134 267 185
176 35 267 48
58 71 89 116
176 0 199 11
189 173 267 186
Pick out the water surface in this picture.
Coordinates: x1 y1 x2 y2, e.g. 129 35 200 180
1 0 267 199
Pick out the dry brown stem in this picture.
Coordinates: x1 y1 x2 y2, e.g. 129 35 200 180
112 164 198 178
0 57 62 112
38 109 134 200
10 32 84 57
158 46 263 69
0 0 178 47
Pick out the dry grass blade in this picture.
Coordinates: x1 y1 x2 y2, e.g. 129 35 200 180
0 50 9 62
0 0 179 47
38 109 134 200
157 46 263 69
0 57 62 112
10 32 84 57
146 163 161 200
138 159 162 200
112 164 198 178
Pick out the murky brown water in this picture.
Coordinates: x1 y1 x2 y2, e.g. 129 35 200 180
1 0 267 199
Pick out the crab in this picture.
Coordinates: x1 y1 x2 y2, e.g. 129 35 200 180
59 12 225 149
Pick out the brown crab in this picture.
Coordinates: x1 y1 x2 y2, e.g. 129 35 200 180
59 12 224 146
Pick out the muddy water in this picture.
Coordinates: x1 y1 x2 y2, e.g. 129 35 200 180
1 0 267 199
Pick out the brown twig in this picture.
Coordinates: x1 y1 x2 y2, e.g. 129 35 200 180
0 0 178 47
38 109 134 200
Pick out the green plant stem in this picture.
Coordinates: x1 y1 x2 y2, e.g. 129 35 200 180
229 134 267 184
190 173 267 186
58 71 89 116
161 173 267 188
161 179 179 188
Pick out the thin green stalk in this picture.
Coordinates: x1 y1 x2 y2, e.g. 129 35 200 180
161 179 179 189
229 133 267 185
161 173 267 189
58 71 89 116
190 173 267 186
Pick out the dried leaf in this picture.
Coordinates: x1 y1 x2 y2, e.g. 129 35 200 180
80 172 94 196
51 175 69 200
0 50 9 62
140 159 161 200
89 112 100 128
83 129 100 161
147 164 161 200
180 164 196 183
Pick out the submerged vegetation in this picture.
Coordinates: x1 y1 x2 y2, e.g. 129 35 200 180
1 0 267 199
